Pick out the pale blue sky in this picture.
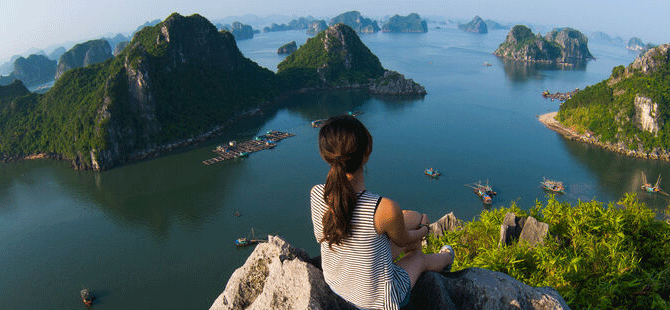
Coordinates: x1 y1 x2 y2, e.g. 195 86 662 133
1 0 669 62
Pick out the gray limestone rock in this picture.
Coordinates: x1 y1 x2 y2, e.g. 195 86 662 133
519 216 549 246
430 211 463 238
210 235 570 310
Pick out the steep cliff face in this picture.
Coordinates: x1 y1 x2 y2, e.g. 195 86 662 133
11 54 57 87
381 13 427 33
307 20 328 35
458 16 488 34
277 41 297 54
544 28 593 62
495 25 592 64
55 39 112 80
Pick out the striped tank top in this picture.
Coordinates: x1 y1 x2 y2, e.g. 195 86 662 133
310 184 411 310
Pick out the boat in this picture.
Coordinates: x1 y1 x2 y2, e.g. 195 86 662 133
466 180 496 204
541 177 565 194
235 228 262 247
641 173 665 194
483 61 492 67
237 152 250 158
80 289 93 306
424 168 441 178
311 119 327 128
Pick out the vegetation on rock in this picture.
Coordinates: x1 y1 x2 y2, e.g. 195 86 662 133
425 195 670 309
557 44 670 153
381 13 427 33
329 11 380 33
494 25 593 64
55 39 112 80
458 15 488 34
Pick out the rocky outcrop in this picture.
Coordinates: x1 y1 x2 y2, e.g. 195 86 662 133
544 28 594 63
625 44 670 76
306 20 328 35
48 47 66 61
627 37 645 51
634 95 661 134
0 54 56 87
230 22 254 40
329 11 380 33
458 16 488 34
495 25 593 64
277 41 297 55
368 70 426 96
278 24 425 96
381 13 428 33
55 39 112 80
210 235 570 310
264 17 314 32
485 19 508 30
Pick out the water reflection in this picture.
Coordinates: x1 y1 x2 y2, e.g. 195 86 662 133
498 58 588 83
560 137 670 212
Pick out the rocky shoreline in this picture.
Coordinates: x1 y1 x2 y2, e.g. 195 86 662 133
539 112 670 161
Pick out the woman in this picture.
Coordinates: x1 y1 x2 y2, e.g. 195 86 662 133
311 115 454 310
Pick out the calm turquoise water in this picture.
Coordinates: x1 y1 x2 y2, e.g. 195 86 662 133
1 26 664 309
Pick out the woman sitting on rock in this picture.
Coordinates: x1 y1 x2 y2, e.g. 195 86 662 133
311 115 455 310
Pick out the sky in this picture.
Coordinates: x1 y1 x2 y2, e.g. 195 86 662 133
1 0 670 63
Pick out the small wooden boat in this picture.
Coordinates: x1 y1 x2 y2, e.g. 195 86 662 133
424 168 441 178
235 228 262 247
541 177 565 194
467 180 496 204
80 289 93 306
641 173 666 194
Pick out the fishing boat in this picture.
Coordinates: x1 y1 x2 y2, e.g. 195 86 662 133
466 180 496 204
80 289 93 306
641 173 664 194
541 177 565 194
311 119 327 128
424 168 441 178
235 228 262 247
483 61 492 67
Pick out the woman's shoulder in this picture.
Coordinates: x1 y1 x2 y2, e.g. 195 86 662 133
310 184 325 196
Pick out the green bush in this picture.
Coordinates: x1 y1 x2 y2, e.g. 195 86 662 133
425 195 670 309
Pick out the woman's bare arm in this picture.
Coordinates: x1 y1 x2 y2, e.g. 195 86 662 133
374 198 428 246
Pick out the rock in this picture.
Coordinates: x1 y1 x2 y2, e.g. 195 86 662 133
48 47 66 61
306 20 328 35
2 54 56 87
499 212 525 247
56 39 112 80
381 13 428 33
329 11 380 33
458 16 488 34
230 21 254 40
627 37 645 51
368 70 427 96
210 236 571 310
437 268 571 310
494 25 593 64
113 41 129 56
277 41 298 55
209 235 356 310
430 211 463 238
519 216 549 246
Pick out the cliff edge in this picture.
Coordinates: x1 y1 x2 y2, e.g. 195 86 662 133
494 25 593 64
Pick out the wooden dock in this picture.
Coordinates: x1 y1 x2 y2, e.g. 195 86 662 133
202 131 295 165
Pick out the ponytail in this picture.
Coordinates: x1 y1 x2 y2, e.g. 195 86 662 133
317 115 372 248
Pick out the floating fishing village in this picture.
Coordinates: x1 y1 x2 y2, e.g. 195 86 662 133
202 131 295 165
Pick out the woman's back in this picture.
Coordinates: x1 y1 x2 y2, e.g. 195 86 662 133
311 184 410 310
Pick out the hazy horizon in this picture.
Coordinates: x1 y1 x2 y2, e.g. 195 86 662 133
1 0 669 63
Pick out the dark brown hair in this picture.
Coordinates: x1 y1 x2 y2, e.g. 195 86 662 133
318 115 373 248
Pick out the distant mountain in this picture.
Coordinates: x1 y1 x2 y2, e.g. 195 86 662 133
329 11 380 33
106 34 129 51
230 22 254 40
494 25 593 64
277 41 297 55
459 16 488 33
306 20 328 35
627 37 645 51
0 13 279 170
10 54 57 86
484 19 508 30
381 13 427 33
113 41 129 56
133 19 161 35
277 24 425 95
48 47 67 61
55 39 112 80
557 44 670 158
263 17 314 32
0 55 20 75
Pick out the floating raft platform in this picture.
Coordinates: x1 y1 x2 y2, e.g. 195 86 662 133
202 131 295 165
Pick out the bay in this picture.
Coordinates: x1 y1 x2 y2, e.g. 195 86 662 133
1 26 664 310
